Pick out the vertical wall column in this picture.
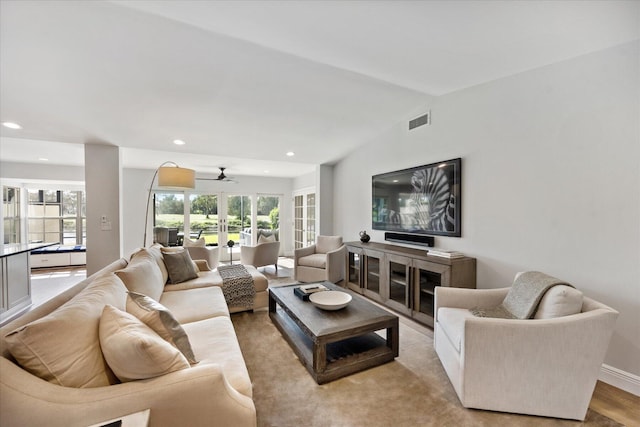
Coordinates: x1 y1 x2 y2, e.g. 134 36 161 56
84 144 122 275
317 164 334 236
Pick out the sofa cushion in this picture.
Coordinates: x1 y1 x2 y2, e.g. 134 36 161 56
316 236 342 254
115 250 165 302
99 305 190 382
297 253 327 269
183 237 206 247
437 307 474 353
534 285 584 319
182 316 253 398
4 274 127 388
161 248 199 284
126 292 198 364
163 266 268 293
159 286 230 324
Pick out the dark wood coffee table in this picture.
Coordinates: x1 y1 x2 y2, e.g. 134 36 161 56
268 281 399 384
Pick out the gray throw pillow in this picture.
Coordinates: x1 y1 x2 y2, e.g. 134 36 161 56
162 249 198 284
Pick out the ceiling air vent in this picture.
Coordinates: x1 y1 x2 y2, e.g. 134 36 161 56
409 111 431 130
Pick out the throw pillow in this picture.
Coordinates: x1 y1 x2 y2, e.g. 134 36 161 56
183 237 206 247
533 285 584 319
144 244 170 284
99 305 190 382
258 234 276 244
4 274 127 388
115 250 164 301
126 292 198 364
161 248 199 284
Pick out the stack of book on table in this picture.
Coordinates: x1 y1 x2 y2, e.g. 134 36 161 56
427 249 465 259
294 283 328 301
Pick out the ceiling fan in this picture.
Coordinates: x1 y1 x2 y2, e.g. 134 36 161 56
196 167 237 183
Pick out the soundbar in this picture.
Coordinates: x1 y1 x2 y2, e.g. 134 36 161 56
384 232 434 247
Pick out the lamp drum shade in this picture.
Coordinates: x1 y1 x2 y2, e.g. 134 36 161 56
158 166 195 189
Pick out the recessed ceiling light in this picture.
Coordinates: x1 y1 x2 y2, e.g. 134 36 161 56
38 158 49 161
264 170 270 174
2 122 22 129
173 139 186 145
286 151 295 157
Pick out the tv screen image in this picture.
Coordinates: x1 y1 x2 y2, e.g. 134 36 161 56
372 158 461 237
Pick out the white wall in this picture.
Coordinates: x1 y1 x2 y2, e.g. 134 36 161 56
334 41 640 381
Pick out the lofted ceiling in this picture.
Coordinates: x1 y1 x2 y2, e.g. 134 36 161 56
1 0 638 178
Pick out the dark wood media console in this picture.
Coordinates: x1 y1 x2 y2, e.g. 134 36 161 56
345 241 476 327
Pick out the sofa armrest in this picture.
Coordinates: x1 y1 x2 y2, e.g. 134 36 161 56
434 287 509 319
325 245 347 283
0 359 256 427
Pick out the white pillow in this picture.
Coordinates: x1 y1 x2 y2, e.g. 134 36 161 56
258 233 276 244
534 285 583 319
115 251 165 301
183 237 206 247
99 305 190 382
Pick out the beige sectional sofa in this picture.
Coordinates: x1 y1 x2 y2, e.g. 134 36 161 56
0 244 268 427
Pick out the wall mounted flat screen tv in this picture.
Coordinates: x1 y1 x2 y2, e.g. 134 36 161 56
372 158 461 237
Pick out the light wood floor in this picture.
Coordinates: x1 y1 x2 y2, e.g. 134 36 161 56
30 265 639 426
591 380 640 426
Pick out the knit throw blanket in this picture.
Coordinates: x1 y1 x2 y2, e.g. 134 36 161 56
217 264 256 309
471 271 572 319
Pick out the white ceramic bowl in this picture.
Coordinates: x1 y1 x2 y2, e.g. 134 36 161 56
309 290 352 311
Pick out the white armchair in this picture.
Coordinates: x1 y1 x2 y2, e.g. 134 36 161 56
294 235 346 284
240 241 280 271
433 281 618 421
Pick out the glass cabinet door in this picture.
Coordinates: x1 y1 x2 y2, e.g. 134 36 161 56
363 249 384 302
385 254 411 315
412 260 450 327
346 247 363 293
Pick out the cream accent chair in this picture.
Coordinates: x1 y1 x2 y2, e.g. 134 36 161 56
433 280 618 421
183 240 220 271
240 241 280 271
294 235 346 283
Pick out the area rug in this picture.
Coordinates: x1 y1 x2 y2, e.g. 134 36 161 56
232 309 622 427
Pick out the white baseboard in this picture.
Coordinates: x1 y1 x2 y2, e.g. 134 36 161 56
600 364 640 396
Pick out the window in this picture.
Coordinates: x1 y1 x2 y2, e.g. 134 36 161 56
154 193 185 245
27 189 85 244
189 193 218 244
3 186 20 244
257 195 280 239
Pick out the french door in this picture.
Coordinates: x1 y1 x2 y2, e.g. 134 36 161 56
293 189 316 249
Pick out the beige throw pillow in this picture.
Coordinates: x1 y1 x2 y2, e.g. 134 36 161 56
161 248 198 284
126 292 198 364
258 234 276 244
4 274 127 388
115 251 164 301
183 237 206 247
99 305 190 382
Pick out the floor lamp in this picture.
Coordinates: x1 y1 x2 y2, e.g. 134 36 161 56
143 162 196 247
